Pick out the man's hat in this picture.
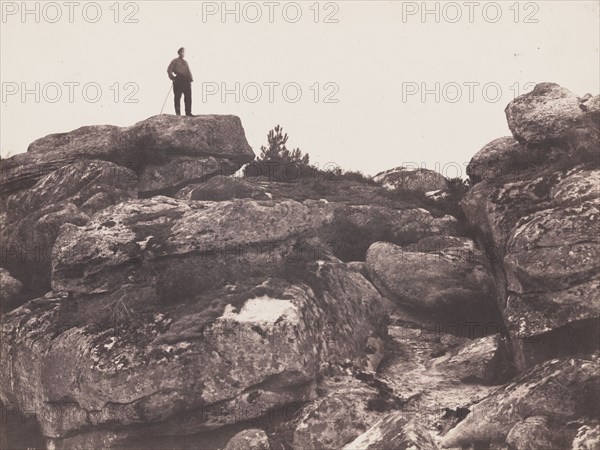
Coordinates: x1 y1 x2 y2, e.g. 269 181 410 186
178 47 185 55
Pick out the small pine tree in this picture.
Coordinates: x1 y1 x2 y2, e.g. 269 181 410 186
247 125 311 181
258 125 310 166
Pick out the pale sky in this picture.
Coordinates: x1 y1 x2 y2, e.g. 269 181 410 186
1 1 599 178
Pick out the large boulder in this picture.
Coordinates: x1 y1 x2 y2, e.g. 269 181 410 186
441 354 600 449
1 160 137 301
365 241 498 325
373 166 449 193
505 83 598 145
0 260 387 443
0 115 255 197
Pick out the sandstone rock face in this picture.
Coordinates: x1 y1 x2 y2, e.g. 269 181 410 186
365 241 498 325
1 260 386 441
0 115 254 197
462 83 600 370
1 160 137 300
343 413 439 450
441 355 599 449
1 115 255 300
373 166 449 192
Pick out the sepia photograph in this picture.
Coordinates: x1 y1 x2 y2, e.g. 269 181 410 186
1 1 599 449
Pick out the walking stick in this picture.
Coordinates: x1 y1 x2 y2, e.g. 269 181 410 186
160 84 173 115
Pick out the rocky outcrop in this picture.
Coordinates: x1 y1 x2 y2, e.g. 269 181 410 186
373 166 449 193
448 82 600 449
1 111 482 448
1 160 137 300
1 115 404 447
0 115 255 303
0 115 254 197
505 83 598 146
462 83 600 370
3 84 597 449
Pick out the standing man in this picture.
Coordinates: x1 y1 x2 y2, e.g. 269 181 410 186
167 47 194 116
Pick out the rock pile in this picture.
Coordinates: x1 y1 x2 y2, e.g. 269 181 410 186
1 83 598 449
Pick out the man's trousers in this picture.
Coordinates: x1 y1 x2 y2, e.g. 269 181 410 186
173 77 192 116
